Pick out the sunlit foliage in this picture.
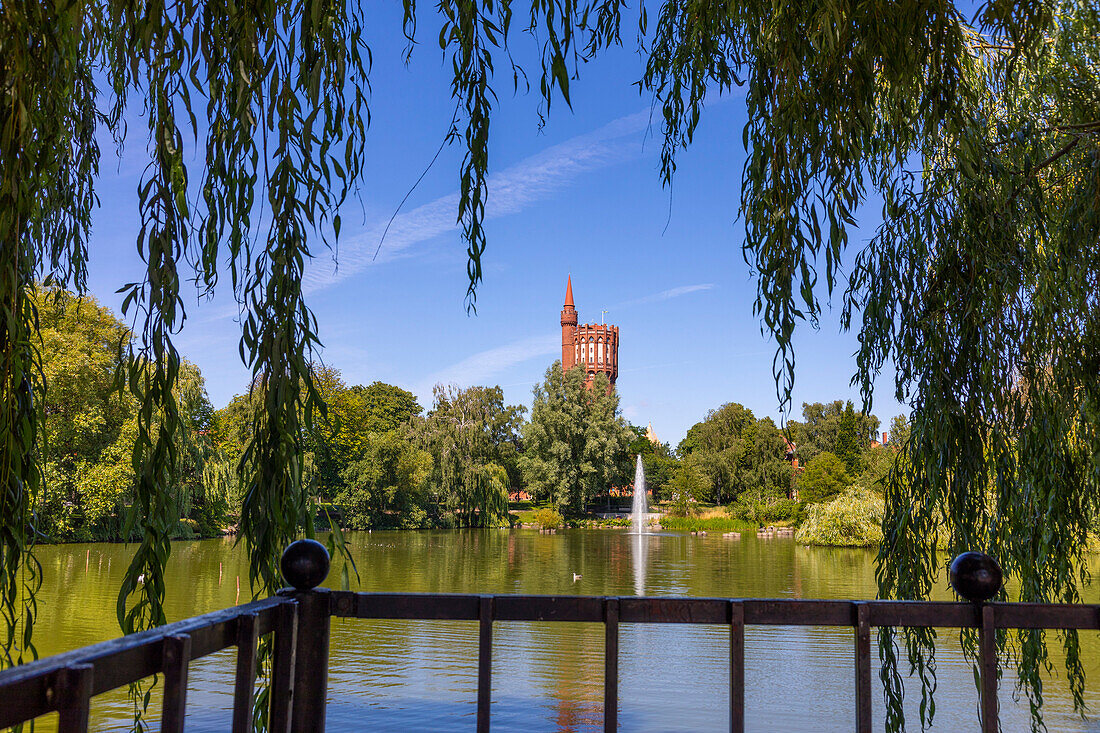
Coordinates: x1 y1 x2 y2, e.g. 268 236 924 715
679 402 794 504
796 487 885 548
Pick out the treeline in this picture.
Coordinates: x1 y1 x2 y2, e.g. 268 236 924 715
664 399 906 531
210 360 636 528
36 285 904 541
32 286 638 539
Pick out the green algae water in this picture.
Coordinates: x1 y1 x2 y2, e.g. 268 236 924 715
30 531 1100 731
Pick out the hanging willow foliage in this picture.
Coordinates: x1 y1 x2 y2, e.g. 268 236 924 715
1 0 370 710
3 0 1099 731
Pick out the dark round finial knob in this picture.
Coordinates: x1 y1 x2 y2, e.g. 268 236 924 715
281 539 330 591
949 551 1002 603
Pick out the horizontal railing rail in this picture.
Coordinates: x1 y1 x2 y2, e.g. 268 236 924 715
328 591 1100 629
0 543 1085 733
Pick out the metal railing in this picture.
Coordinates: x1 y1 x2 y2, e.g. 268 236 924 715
0 543 1090 733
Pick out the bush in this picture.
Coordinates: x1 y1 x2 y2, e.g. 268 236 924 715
796 487 884 547
174 518 199 539
728 497 801 524
532 507 564 529
797 452 851 504
660 515 755 532
569 516 632 528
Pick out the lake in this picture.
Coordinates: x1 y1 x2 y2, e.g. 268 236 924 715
30 530 1100 731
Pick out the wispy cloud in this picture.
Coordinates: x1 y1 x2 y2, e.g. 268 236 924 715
412 332 560 400
616 283 715 308
302 110 653 293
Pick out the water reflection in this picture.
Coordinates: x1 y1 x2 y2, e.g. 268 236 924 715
24 530 1100 731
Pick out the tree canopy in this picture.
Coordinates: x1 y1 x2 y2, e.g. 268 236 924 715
788 400 879 467
34 287 228 542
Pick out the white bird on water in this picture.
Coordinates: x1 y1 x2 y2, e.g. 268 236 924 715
572 573 582 582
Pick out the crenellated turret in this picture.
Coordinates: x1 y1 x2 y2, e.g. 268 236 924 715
559 276 618 390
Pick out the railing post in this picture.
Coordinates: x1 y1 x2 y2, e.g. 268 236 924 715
232 612 260 733
269 600 299 733
161 633 193 733
948 552 1003 733
278 539 333 733
729 601 744 733
288 588 331 733
854 604 871 733
477 595 494 733
604 597 619 733
979 604 998 733
55 663 94 733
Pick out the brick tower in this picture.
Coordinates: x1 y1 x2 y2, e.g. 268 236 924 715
560 276 618 389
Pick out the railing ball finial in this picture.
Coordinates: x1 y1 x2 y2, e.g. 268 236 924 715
949 551 1002 603
281 538 330 591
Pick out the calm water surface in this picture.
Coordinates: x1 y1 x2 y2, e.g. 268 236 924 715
32 530 1100 731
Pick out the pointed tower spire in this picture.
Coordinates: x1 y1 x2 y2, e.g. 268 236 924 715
561 274 577 371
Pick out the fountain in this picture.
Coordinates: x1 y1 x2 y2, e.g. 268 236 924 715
630 454 648 533
630 455 650 594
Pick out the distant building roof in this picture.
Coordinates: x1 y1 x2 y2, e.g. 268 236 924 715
645 422 659 445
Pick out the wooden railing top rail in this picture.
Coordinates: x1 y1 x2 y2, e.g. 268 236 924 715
329 591 1100 630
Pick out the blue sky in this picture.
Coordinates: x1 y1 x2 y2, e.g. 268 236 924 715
81 6 908 444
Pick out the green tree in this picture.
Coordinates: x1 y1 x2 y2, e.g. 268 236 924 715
669 455 712 513
353 382 422 434
413 384 525 527
796 488 885 548
679 404 792 504
219 370 423 502
680 402 757 455
626 424 680 500
211 392 256 468
521 363 632 515
798 452 851 505
171 361 226 536
789 400 879 465
35 288 133 538
887 415 910 449
834 401 863 475
644 449 680 502
32 288 225 541
5 2 1098 729
336 432 432 529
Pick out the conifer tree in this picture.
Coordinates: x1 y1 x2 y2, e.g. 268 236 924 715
834 401 862 475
